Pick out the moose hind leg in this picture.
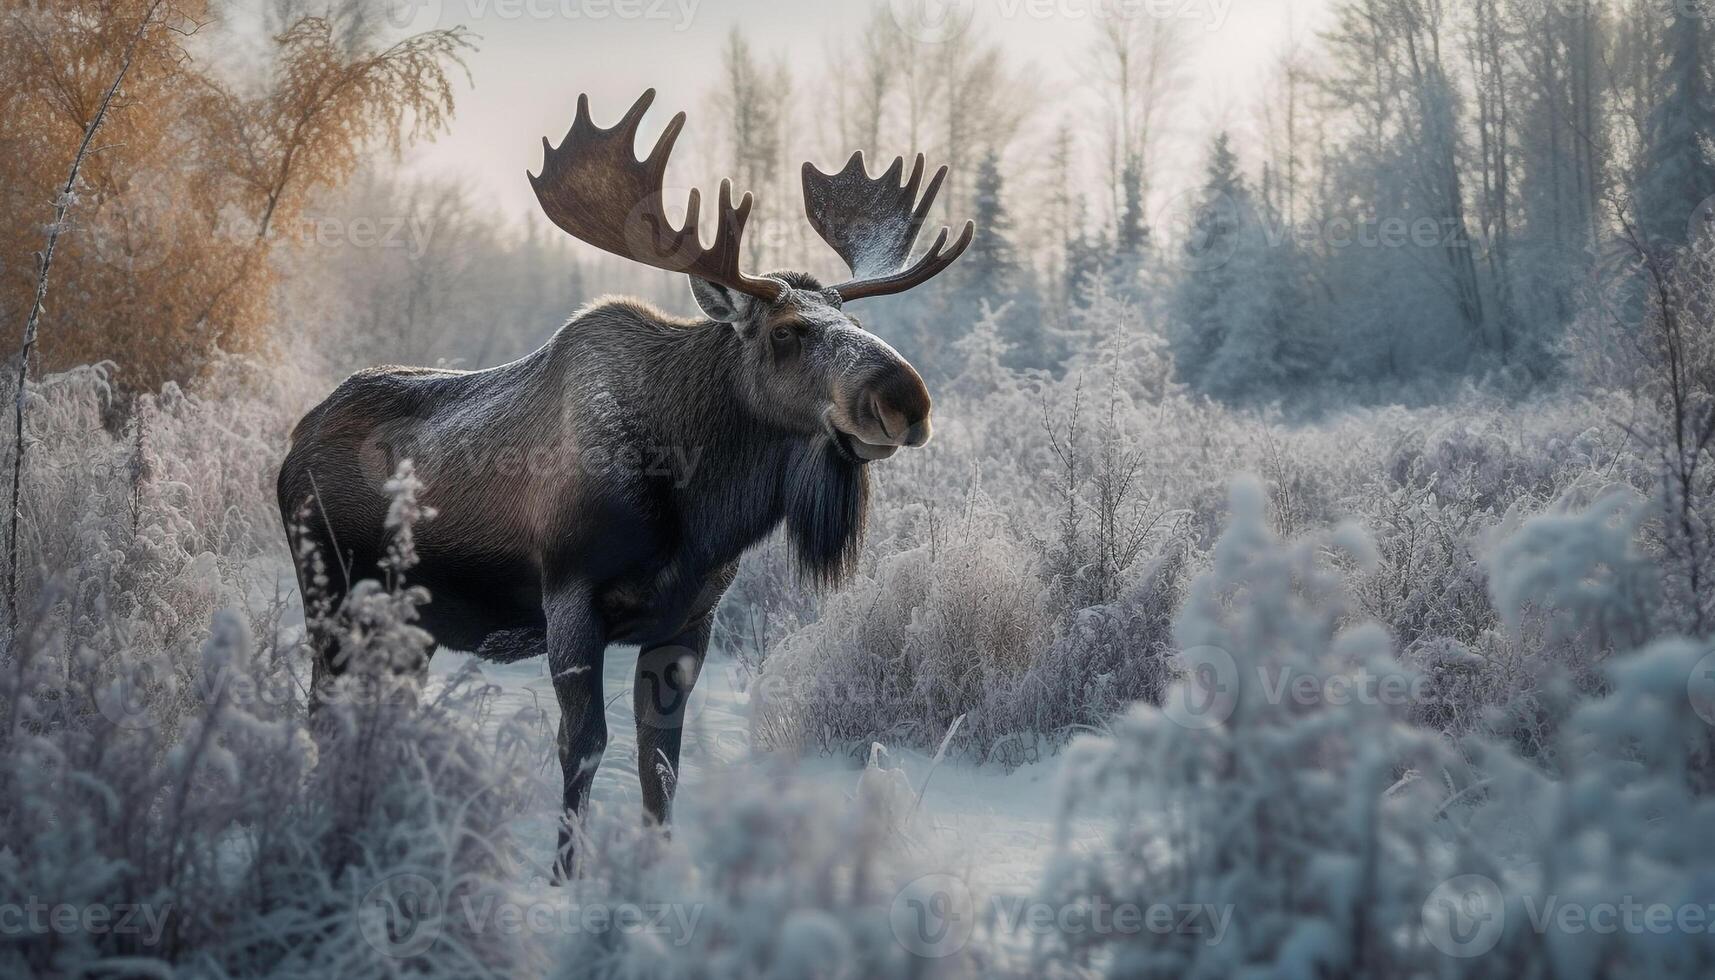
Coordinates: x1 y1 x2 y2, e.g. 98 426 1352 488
633 615 712 828
546 588 607 882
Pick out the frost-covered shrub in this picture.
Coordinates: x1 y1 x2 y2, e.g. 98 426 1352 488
751 455 1186 763
1440 639 1715 980
1487 491 1658 680
1353 466 1498 650
1042 479 1452 977
1566 242 1715 636
1341 399 1655 748
1464 491 1661 765
753 500 1051 758
4 359 306 653
0 384 541 977
714 534 820 679
1039 478 1714 979
745 328 1655 761
0 602 540 977
553 765 988 979
980 539 1186 765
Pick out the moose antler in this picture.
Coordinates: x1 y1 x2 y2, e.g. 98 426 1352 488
529 89 785 301
802 152 975 303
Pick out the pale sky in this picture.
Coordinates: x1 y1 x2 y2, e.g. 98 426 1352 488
390 0 1331 233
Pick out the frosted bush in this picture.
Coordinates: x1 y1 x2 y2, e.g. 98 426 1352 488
981 541 1186 765
1354 467 1499 651
1487 490 1658 677
0 600 540 976
1039 479 1713 978
1455 491 1659 765
552 765 990 979
1439 639 1715 980
1042 479 1453 977
745 332 1651 762
3 359 305 651
0 374 540 977
753 500 1051 759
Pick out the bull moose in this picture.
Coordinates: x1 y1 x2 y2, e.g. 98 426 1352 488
277 89 972 877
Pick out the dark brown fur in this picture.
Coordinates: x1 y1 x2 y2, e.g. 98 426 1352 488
278 273 929 878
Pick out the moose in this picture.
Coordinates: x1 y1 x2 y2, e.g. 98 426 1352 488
276 89 972 876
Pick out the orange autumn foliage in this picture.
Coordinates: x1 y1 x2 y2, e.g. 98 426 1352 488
0 0 470 390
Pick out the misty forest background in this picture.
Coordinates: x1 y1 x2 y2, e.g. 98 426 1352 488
3 0 1715 977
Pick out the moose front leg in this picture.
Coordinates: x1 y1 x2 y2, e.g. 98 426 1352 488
545 587 607 882
632 613 712 828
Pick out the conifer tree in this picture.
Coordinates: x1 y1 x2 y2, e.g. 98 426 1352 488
1635 6 1715 249
1169 132 1314 400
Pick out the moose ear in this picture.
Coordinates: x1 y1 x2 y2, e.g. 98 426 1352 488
688 276 754 324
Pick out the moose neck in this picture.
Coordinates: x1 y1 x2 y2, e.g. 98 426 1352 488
611 315 869 585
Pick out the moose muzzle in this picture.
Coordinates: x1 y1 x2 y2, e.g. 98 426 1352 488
834 361 933 462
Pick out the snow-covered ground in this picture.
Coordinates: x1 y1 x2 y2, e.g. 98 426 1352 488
428 652 1097 899
264 545 1097 925
428 645 1105 957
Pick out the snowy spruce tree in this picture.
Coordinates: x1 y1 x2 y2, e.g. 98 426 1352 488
1635 4 1715 250
1168 132 1315 402
1104 155 1151 303
965 148 1017 298
959 147 1047 372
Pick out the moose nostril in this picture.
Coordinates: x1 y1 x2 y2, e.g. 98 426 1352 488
903 419 931 447
870 394 894 439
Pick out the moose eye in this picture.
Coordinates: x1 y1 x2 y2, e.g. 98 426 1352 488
771 325 794 343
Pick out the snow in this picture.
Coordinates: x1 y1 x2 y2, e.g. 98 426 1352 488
425 645 1097 899
426 642 1110 963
